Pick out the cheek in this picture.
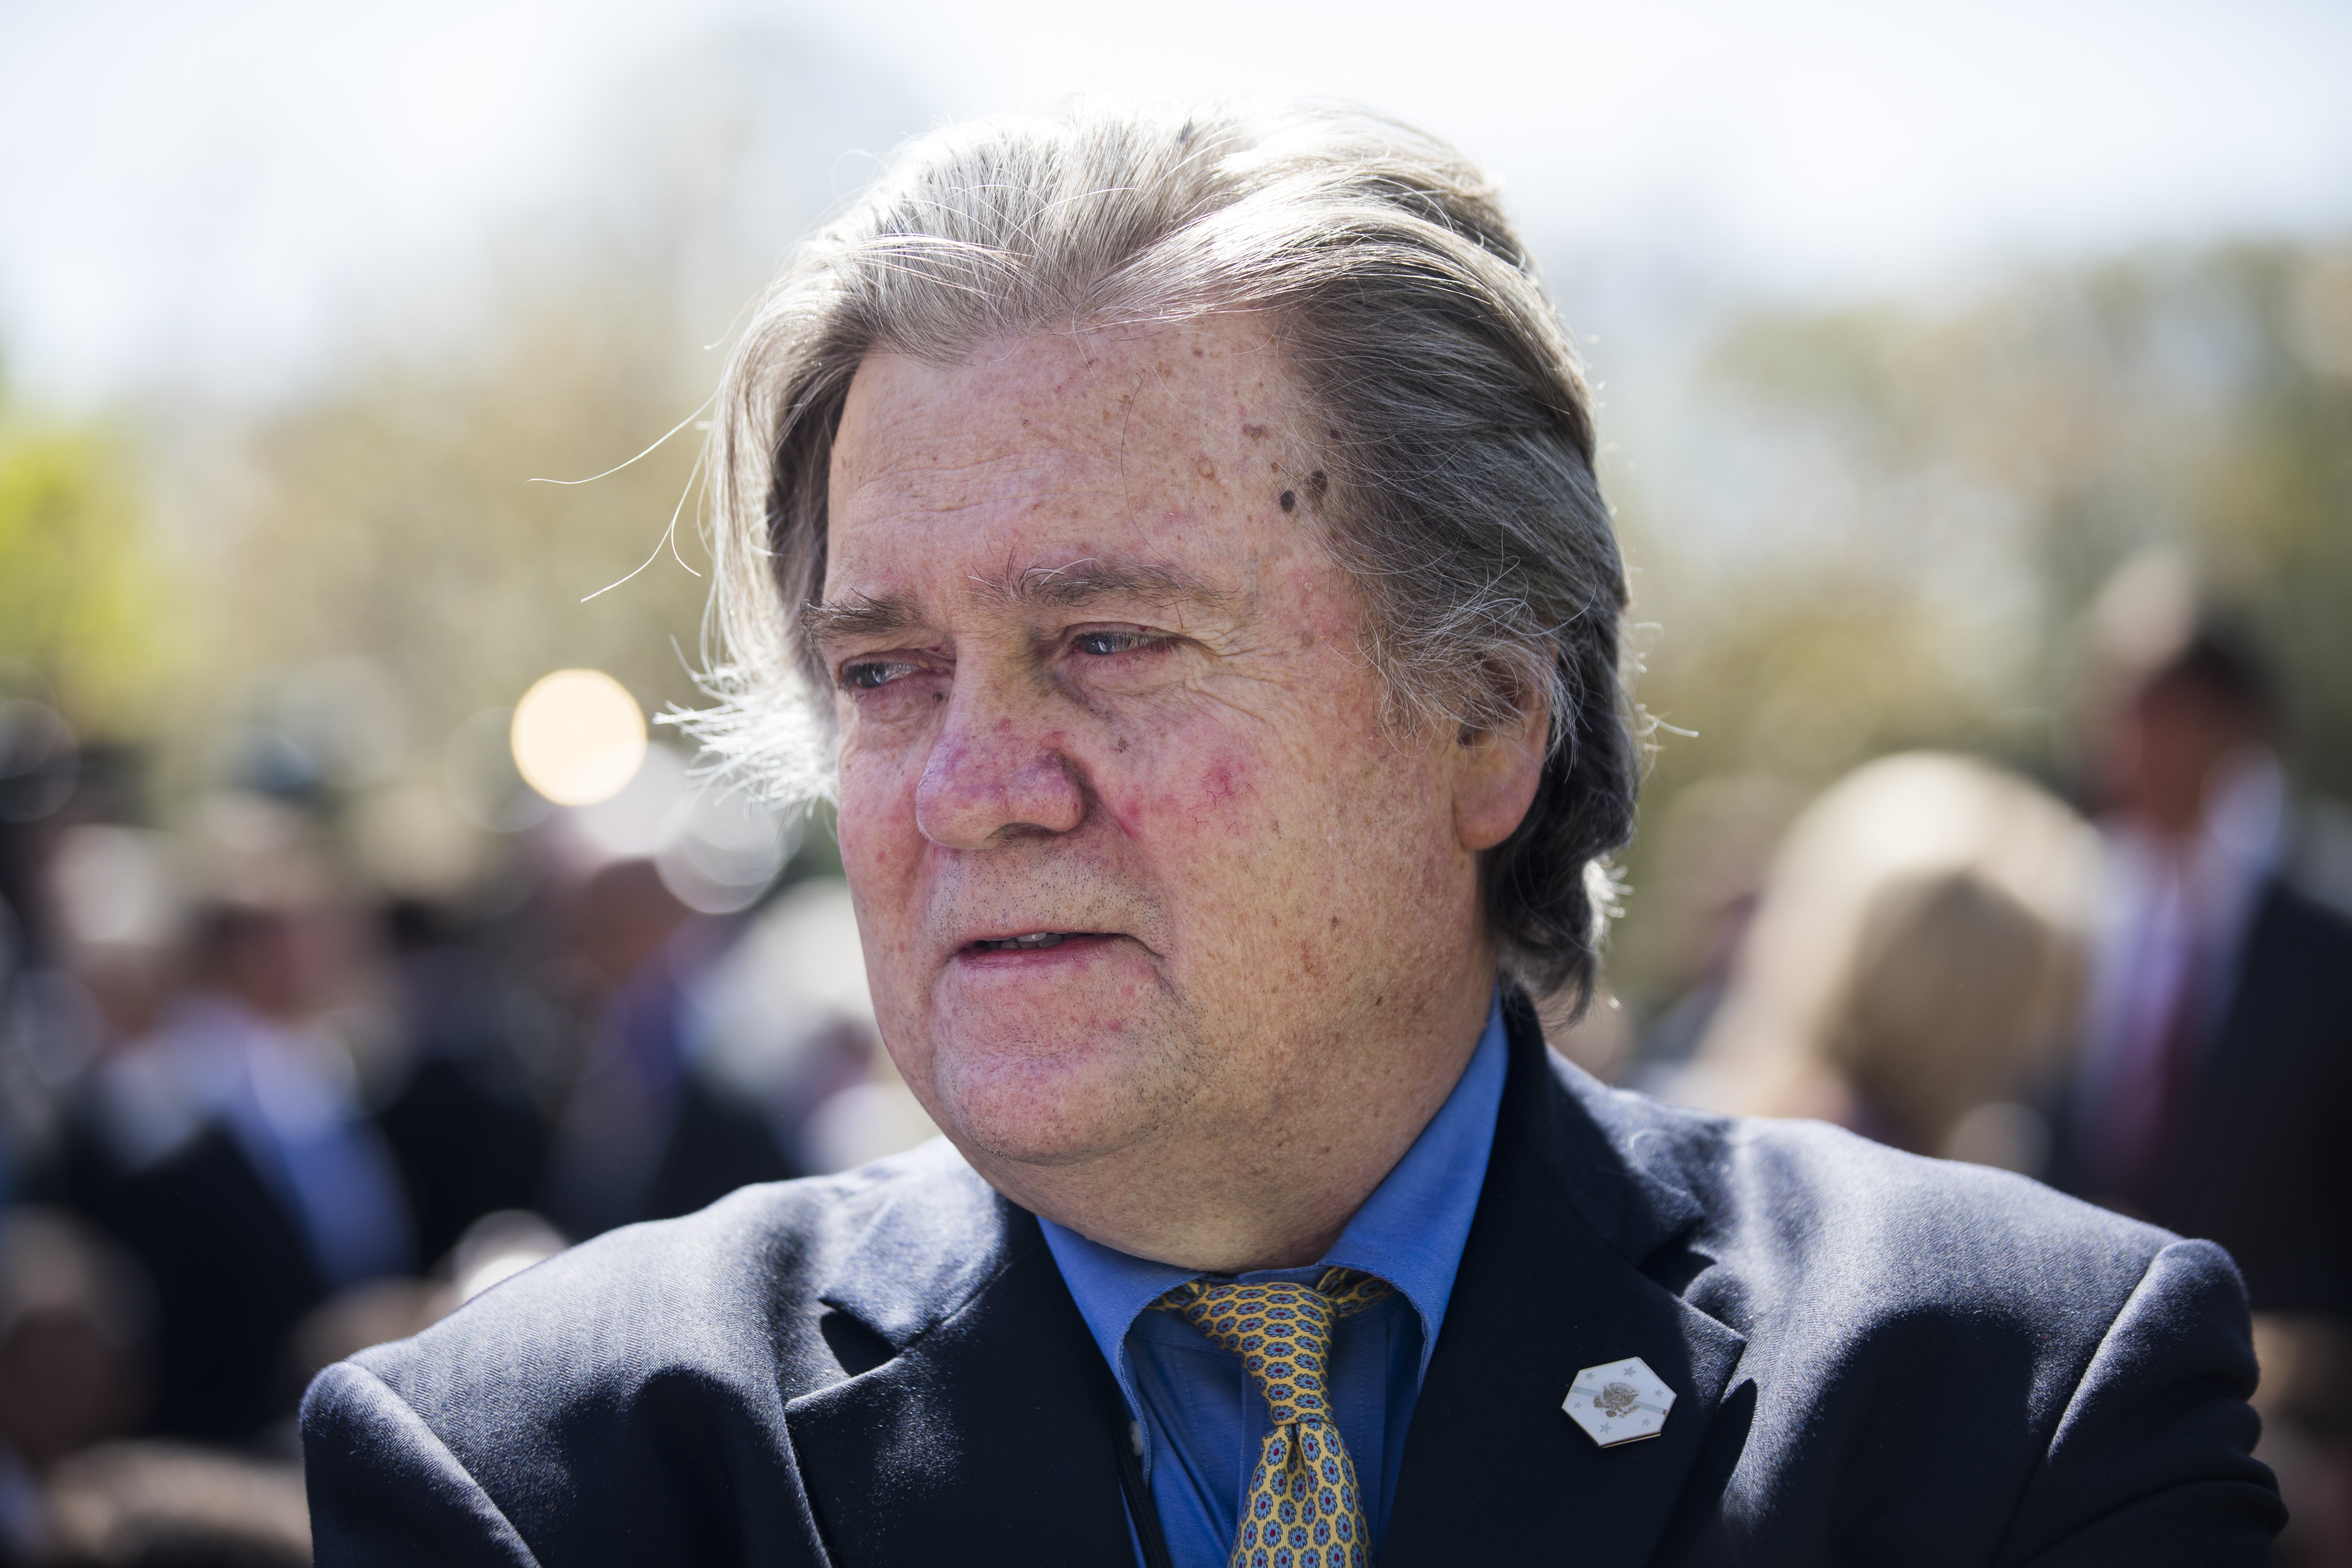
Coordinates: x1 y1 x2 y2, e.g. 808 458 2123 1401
1096 657 1391 851
834 747 929 932
834 789 890 882
1098 735 1356 921
1168 751 1254 826
1095 735 1267 849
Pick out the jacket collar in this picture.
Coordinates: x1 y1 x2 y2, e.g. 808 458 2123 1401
794 991 1747 1566
1382 988 1748 1565
791 1146 1139 1568
813 1139 1021 1347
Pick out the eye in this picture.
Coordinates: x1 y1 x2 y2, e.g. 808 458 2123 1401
842 659 919 691
1072 629 1163 658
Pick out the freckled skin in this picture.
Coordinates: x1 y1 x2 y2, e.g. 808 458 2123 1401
822 317 1546 1273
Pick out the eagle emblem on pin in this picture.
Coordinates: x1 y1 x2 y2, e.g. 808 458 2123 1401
1564 1356 1674 1447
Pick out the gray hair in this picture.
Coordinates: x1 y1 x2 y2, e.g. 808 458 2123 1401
688 98 1636 1004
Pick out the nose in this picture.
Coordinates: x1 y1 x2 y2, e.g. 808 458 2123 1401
914 688 1089 850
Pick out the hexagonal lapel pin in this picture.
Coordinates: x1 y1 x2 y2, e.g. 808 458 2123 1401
1564 1356 1675 1447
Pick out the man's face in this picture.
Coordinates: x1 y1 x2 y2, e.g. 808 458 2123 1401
2098 672 2262 839
819 318 1502 1189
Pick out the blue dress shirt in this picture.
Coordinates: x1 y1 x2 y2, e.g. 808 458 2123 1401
1041 996 1508 1567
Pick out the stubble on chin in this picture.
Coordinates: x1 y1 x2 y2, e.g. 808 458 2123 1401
924 970 1211 1174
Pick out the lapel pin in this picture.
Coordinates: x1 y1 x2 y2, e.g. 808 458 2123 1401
1564 1356 1675 1447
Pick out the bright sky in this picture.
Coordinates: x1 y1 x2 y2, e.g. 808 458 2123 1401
2 0 2348 405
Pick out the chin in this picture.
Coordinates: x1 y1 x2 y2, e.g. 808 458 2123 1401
917 1011 1196 1170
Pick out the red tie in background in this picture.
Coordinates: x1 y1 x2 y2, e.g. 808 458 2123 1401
2105 957 2201 1218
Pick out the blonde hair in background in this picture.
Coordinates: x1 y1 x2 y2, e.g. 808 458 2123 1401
1674 752 2099 1167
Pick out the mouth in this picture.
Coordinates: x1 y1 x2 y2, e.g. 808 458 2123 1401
964 931 1099 953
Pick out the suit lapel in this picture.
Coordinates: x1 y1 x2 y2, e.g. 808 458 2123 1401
784 1158 1135 1568
1384 995 1748 1566
786 997 1751 1568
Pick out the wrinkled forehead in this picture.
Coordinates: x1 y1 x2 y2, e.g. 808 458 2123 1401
832 318 1302 485
822 319 1324 606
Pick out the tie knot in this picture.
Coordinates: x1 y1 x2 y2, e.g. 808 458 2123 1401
1152 1268 1392 1427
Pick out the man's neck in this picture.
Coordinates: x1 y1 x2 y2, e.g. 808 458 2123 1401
965 972 1498 1275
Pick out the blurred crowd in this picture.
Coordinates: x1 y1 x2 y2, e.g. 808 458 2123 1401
0 712 928 1565
2 550 2349 1562
1631 552 2352 1565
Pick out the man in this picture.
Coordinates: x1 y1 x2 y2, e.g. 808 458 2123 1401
302 102 2281 1565
2045 568 2352 1559
2052 574 2352 1318
93 901 411 1443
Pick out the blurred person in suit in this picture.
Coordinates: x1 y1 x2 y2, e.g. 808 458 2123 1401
1669 752 2098 1170
302 102 2280 1564
534 859 796 1240
4 819 185 1219
2049 556 2352 1564
84 901 411 1444
366 899 550 1268
2050 556 2352 1314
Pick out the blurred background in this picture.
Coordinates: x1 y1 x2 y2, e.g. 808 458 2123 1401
1 0 2349 1562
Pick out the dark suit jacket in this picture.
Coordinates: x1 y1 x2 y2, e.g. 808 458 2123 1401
2051 876 2352 1316
302 998 2282 1565
105 1124 326 1443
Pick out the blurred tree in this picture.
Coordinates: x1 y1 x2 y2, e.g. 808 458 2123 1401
0 390 166 735
1686 238 2352 792
141 24 918 827
194 279 714 752
1609 237 2352 1014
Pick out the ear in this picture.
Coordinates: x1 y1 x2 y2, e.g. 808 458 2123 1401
1451 688 1550 854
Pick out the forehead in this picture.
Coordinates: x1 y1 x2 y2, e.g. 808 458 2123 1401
824 317 1314 597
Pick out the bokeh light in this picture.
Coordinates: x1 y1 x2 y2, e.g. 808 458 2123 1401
508 669 646 807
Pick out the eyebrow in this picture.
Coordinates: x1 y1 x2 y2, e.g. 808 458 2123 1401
800 559 1230 647
800 593 921 646
980 560 1227 611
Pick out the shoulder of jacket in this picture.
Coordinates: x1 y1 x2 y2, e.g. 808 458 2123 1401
1672 1110 2181 1331
347 1138 990 1417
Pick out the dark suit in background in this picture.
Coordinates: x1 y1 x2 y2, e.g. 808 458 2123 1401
2052 874 2352 1318
2146 877 2352 1316
103 1126 322 1444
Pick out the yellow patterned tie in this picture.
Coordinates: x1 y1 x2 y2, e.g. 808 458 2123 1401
1153 1267 1394 1568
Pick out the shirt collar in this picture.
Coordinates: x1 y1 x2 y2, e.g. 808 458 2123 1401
1041 992 1510 1398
